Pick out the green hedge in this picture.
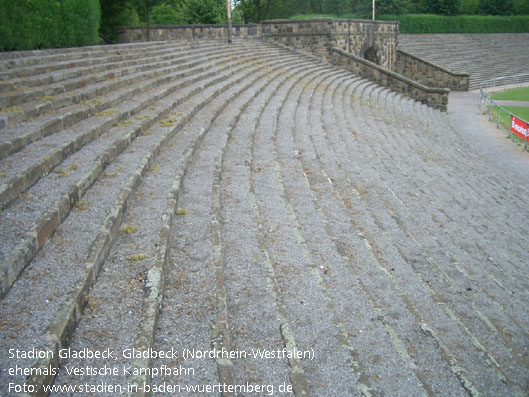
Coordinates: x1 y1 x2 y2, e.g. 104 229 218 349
289 13 529 33
0 0 101 51
377 14 529 33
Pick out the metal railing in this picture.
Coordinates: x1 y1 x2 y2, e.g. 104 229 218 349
479 73 529 93
479 73 529 150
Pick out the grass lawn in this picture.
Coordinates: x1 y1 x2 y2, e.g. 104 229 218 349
489 105 529 149
490 105 529 126
491 86 529 101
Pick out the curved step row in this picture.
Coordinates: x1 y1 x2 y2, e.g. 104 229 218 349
0 42 218 114
279 71 465 395
0 39 526 396
0 41 170 71
0 41 331 395
0 42 292 298
339 79 528 393
53 54 319 393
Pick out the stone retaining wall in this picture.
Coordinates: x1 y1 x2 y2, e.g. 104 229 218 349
118 19 399 70
332 47 449 111
395 49 469 91
261 19 399 69
118 24 261 43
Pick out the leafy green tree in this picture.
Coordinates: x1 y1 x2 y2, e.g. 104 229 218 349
518 0 529 14
357 0 408 17
407 0 429 13
479 0 515 14
461 0 479 14
151 3 185 24
100 0 140 43
180 0 226 24
1 0 100 50
235 0 275 22
376 0 409 15
322 0 350 16
132 0 166 40
309 0 324 13
430 0 461 15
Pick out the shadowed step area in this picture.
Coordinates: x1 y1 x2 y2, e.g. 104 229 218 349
0 39 528 396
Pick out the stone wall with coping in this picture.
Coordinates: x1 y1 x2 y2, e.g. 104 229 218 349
118 24 261 43
118 19 399 70
331 47 449 111
260 19 399 70
395 49 469 91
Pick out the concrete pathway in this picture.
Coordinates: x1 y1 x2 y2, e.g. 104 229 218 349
449 89 529 185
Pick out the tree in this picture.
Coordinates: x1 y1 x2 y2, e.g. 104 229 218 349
428 0 461 15
461 0 479 14
132 0 166 40
479 0 515 14
100 0 140 43
357 0 408 17
180 0 226 24
322 0 350 16
151 3 185 24
407 0 429 13
375 0 409 15
518 0 529 14
235 0 275 22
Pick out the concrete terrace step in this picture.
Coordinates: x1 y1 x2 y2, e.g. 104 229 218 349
0 39 527 396
0 41 280 157
399 33 529 90
0 41 170 69
0 43 289 211
0 43 295 299
0 43 215 107
0 41 277 127
0 40 308 391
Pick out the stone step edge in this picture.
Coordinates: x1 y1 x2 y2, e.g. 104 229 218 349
0 42 211 86
0 50 289 299
0 42 224 109
124 56 300 396
0 40 277 109
20 55 295 396
0 42 203 84
0 48 282 210
0 41 279 141
0 46 242 158
21 78 226 397
0 41 170 64
251 65 340 397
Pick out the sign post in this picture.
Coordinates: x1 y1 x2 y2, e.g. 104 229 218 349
510 114 529 150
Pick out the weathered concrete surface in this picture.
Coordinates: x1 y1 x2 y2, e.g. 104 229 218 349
0 40 527 396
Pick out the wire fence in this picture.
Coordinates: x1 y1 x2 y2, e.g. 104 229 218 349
479 73 529 151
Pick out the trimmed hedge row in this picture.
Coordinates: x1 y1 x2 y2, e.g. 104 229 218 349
377 14 529 33
0 0 101 51
290 13 529 33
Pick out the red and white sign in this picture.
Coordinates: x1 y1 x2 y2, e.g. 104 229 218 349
511 115 528 140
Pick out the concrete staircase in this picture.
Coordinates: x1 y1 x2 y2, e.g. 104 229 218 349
399 33 529 90
0 40 527 396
